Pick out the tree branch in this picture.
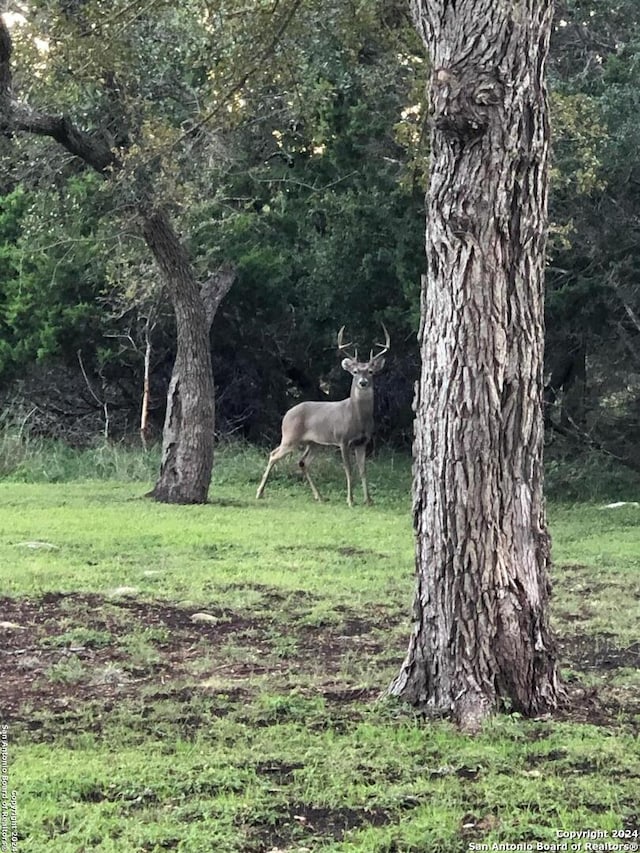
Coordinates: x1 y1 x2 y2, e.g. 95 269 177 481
607 270 640 336
200 263 236 331
0 14 117 174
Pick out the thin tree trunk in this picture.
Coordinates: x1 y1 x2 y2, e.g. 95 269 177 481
142 208 215 504
390 0 563 730
560 341 586 428
140 317 153 451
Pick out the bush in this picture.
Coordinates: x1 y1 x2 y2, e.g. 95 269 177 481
545 445 640 502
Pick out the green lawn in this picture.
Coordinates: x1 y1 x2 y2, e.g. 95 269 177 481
1 446 639 852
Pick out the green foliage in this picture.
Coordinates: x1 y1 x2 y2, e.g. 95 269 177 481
184 3 425 439
45 656 88 684
543 4 640 461
545 446 640 503
2 1 426 443
43 628 114 649
549 91 605 198
2 0 640 458
0 427 160 482
0 176 112 380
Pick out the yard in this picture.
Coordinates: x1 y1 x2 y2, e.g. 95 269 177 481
1 446 639 852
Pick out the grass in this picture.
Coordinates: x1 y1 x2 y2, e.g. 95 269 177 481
1 440 639 852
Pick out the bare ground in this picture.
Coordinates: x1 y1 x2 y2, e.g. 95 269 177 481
1 591 638 728
0 591 389 723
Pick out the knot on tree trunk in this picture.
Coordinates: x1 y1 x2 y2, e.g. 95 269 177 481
431 67 503 142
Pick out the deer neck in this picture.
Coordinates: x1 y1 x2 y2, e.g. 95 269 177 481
349 381 374 431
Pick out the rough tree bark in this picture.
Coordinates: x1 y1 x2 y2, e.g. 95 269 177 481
140 221 235 503
1 15 235 504
389 0 563 730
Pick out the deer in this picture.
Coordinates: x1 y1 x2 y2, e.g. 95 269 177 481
256 325 390 506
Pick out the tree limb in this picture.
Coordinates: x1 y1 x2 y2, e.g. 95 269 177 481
0 15 117 173
546 413 640 475
200 263 237 331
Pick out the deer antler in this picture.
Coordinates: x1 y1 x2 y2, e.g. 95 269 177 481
370 323 391 362
337 326 358 361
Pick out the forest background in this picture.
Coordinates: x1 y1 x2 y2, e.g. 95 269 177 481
1 0 639 488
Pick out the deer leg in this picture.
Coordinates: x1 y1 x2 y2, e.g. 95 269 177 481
340 444 354 507
256 444 294 499
354 443 371 505
298 446 322 502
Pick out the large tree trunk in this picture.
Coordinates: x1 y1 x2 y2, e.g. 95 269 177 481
390 0 563 730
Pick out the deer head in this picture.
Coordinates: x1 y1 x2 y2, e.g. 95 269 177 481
337 323 390 390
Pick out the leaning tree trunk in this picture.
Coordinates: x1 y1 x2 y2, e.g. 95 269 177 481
390 0 563 730
142 209 235 504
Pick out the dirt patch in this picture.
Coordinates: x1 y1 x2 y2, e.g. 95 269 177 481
559 633 640 672
556 685 640 728
243 802 391 852
0 593 258 721
336 546 386 558
2 593 638 733
274 544 388 559
0 592 395 724
555 634 640 727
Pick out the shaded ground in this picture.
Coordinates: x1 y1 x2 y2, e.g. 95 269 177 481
2 591 639 728
2 591 639 850
0 591 392 723
556 632 640 727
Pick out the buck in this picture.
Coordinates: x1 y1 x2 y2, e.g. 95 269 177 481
256 325 390 506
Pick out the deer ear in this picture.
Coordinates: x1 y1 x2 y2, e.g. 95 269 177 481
370 357 385 373
341 358 355 373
